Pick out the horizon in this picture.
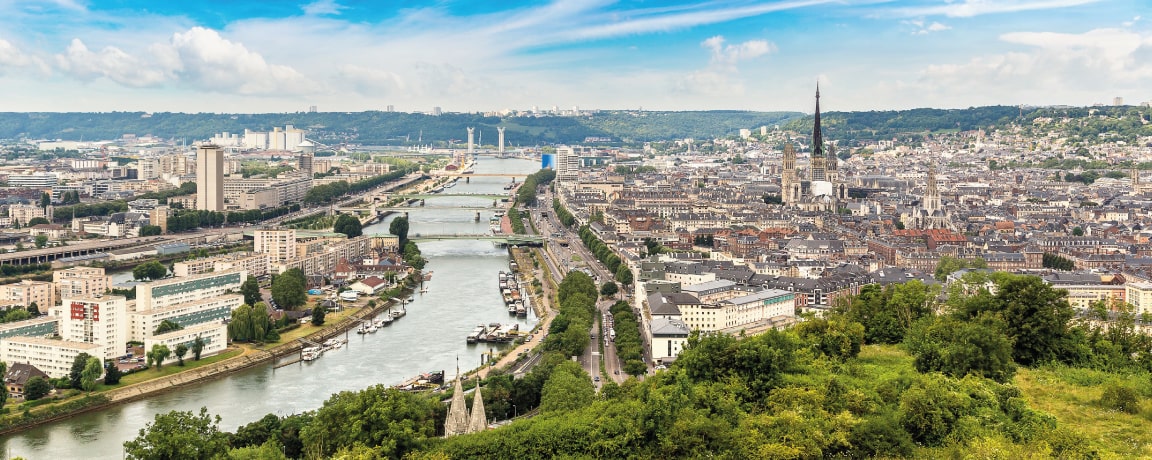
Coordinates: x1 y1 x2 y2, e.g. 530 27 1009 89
0 1 1147 113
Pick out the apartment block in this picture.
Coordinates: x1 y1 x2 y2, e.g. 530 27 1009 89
1 336 103 379
135 270 245 312
0 281 55 313
54 267 110 299
59 295 127 361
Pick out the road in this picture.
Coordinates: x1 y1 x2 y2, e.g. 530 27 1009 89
529 190 631 387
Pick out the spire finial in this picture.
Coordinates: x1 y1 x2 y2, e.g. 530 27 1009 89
816 81 820 98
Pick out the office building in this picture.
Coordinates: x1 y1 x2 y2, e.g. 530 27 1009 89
299 153 314 176
196 145 224 212
53 267 110 299
7 173 58 189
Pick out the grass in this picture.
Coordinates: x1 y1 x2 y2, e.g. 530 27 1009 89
262 305 366 347
103 347 245 389
1016 365 1152 457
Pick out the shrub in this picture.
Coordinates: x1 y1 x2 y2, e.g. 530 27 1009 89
1099 381 1140 414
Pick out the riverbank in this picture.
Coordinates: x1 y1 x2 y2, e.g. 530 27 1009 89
473 247 556 380
0 283 415 436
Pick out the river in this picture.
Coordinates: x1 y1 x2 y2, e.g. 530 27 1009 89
0 156 541 459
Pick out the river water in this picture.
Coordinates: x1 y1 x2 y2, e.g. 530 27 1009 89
0 156 541 459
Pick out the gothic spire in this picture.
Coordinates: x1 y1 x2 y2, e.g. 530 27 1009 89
812 83 823 158
467 382 487 433
444 360 469 437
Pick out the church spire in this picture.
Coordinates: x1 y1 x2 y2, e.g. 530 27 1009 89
444 359 469 437
813 83 823 158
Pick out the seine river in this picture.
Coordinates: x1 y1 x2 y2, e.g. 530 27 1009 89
0 156 540 459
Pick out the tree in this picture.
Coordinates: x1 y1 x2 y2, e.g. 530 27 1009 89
154 319 183 335
333 214 363 238
133 260 168 281
271 268 307 310
150 344 171 370
1072 226 1084 236
174 344 188 366
24 376 50 400
0 362 7 407
311 304 326 326
104 360 123 385
389 215 409 247
139 225 163 236
241 275 263 307
70 352 93 389
905 315 1017 383
39 192 51 209
599 281 618 297
192 335 205 361
81 356 103 392
124 407 230 460
27 302 38 315
228 304 277 343
615 264 633 286
26 217 50 227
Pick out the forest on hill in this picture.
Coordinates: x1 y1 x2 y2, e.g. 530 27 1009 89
0 111 800 146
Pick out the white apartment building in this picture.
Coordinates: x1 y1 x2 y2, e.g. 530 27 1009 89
135 270 246 312
59 295 127 361
556 145 579 188
649 318 690 363
254 229 296 264
679 289 795 332
173 252 270 279
54 267 111 299
0 281 55 313
274 235 371 276
7 173 58 189
1 336 103 379
130 294 243 343
9 204 52 226
144 322 228 361
0 316 59 342
1126 282 1152 315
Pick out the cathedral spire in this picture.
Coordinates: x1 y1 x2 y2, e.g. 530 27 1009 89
813 83 823 158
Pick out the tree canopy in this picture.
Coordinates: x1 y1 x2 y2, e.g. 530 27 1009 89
333 214 363 238
271 268 307 310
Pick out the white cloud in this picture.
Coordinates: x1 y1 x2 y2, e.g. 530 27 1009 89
55 39 169 86
895 0 1102 18
301 0 346 16
702 35 775 67
676 35 775 96
906 27 1152 105
904 19 952 34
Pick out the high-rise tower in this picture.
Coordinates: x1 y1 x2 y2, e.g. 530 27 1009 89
809 84 827 182
497 127 506 154
195 145 224 212
467 127 475 153
924 164 941 214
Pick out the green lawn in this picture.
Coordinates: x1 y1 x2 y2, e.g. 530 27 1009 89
102 348 245 390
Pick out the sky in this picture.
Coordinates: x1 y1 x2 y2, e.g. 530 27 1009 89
0 0 1147 113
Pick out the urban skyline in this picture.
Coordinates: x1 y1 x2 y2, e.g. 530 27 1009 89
0 0 1147 113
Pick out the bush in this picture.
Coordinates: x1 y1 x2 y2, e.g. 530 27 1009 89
1099 381 1140 414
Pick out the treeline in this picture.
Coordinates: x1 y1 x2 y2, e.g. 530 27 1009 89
783 106 1021 145
53 201 129 220
303 168 415 205
608 300 645 376
226 204 301 225
577 225 625 283
507 208 526 234
514 168 555 207
0 111 802 145
541 271 598 358
551 198 574 227
1043 253 1076 270
134 182 196 203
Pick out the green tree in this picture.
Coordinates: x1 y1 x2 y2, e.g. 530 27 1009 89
150 344 171 370
69 352 93 389
389 215 410 247
139 225 163 236
27 302 39 315
271 268 307 310
81 356 102 392
124 407 230 460
905 315 1017 383
0 362 7 407
2 309 31 323
241 275 263 307
599 281 618 297
133 260 168 281
39 192 51 209
154 319 183 335
299 385 439 458
311 304 326 326
24 376 50 400
615 264 633 286
174 344 188 366
104 360 123 385
192 335 205 361
26 217 50 226
538 364 596 414
225 440 289 460
333 214 363 238
33 234 48 248
1072 226 1084 236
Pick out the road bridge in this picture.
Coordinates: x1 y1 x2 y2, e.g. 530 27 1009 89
409 234 543 246
433 173 529 178
391 193 509 201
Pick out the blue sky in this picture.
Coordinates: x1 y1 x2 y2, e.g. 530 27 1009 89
0 0 1147 112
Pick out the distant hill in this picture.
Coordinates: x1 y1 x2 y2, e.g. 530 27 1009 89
782 106 1022 146
0 111 803 146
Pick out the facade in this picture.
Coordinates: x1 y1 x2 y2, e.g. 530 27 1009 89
59 295 127 361
0 336 103 379
556 145 580 189
274 235 371 276
174 252 270 279
780 86 846 211
223 175 312 206
53 267 110 299
0 316 59 341
143 322 228 361
0 281 55 313
254 229 296 264
135 270 245 312
649 317 690 363
9 204 52 226
130 294 243 342
677 289 795 332
7 173 58 189
1126 282 1152 315
298 153 314 176
196 145 225 211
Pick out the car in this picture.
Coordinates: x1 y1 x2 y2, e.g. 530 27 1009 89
655 365 667 370
593 376 600 382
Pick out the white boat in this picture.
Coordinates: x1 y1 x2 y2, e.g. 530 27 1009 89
302 351 319 361
367 323 379 333
381 315 394 325
356 323 369 334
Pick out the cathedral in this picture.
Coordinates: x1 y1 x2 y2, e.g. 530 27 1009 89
781 85 848 212
904 163 952 230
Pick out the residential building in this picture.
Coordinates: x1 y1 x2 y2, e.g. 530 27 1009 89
0 281 55 313
0 316 59 341
9 204 52 226
0 336 103 379
649 318 690 364
135 270 245 312
130 294 243 343
254 229 296 264
54 267 110 299
143 322 228 361
7 173 58 189
1126 282 1152 315
59 295 127 361
173 252 270 279
4 363 49 399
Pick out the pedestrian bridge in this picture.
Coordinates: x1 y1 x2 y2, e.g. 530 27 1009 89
409 234 544 246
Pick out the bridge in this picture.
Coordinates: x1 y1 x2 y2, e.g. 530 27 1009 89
391 193 509 201
376 206 505 212
434 173 529 178
409 233 543 246
0 235 174 265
